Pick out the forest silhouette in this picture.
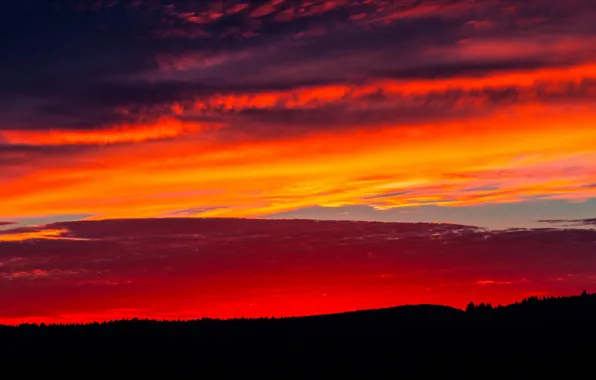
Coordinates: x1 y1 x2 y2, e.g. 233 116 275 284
2 290 596 376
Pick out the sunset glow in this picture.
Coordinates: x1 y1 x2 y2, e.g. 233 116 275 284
1 0 596 325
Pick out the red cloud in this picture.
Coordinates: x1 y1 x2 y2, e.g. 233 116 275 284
250 0 286 18
1 218 595 324
463 20 495 31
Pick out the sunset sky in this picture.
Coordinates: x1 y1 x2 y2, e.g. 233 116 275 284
1 0 596 324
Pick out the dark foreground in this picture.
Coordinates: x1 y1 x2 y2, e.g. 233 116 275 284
2 292 596 376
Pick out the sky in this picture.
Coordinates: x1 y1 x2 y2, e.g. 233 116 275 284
1 0 596 324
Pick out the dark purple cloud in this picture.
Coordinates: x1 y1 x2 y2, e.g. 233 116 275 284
1 0 595 140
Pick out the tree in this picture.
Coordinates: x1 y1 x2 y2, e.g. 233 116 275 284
466 302 475 313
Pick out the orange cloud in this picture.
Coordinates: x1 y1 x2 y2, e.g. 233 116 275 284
1 97 596 221
1 118 215 146
0 229 69 242
189 63 596 113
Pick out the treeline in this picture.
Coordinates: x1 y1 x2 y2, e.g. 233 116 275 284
2 291 596 374
4 290 596 335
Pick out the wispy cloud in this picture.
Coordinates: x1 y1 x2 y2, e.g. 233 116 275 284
1 118 216 146
538 218 596 226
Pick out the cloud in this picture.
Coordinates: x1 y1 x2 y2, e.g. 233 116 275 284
249 0 286 18
0 226 86 242
1 118 217 146
4 0 596 136
476 280 514 285
20 60 588 145
463 20 495 31
2 101 596 221
538 218 596 226
2 269 80 280
2 0 596 230
1 218 596 324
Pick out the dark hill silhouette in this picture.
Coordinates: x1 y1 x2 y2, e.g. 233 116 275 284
2 292 596 376
4 292 596 333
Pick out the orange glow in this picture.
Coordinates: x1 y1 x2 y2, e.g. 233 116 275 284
0 229 70 242
1 100 596 220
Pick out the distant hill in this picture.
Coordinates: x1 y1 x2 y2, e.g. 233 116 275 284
2 292 596 340
2 292 596 374
3 292 596 334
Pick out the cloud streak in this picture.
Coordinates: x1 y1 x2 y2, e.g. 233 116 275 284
538 218 596 227
1 118 216 146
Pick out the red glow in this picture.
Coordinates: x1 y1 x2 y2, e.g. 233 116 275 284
1 219 594 325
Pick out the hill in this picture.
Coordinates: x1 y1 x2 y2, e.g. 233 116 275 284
2 292 596 374
4 291 596 332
